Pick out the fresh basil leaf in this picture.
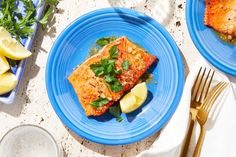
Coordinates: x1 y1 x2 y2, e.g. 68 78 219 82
91 97 109 108
109 45 118 59
110 81 123 92
122 60 130 70
109 105 123 122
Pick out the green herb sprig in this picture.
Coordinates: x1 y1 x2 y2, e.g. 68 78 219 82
96 37 117 47
90 45 124 93
0 0 59 41
109 104 123 122
122 59 130 70
90 97 109 108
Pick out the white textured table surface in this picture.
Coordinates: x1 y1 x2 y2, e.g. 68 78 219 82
0 0 202 156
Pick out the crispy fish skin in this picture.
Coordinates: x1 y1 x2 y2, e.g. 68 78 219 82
68 37 157 116
204 0 236 37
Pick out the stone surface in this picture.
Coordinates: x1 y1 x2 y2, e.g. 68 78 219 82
0 0 201 156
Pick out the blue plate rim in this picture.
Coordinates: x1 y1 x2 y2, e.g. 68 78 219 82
46 7 184 145
186 0 236 76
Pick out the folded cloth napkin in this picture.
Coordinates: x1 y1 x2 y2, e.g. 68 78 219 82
137 58 236 157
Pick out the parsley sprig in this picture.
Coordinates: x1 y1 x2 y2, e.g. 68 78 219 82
122 59 130 70
90 97 109 108
0 0 58 41
96 37 117 47
109 104 123 122
90 45 124 93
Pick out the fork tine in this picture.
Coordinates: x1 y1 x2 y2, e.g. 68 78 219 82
192 67 203 100
201 82 227 111
195 67 207 101
201 82 224 110
204 83 228 112
204 70 215 98
199 69 212 102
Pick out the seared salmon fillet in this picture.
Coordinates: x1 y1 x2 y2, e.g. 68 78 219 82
204 0 236 37
68 37 157 116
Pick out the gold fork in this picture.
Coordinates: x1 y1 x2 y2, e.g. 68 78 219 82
193 82 228 157
180 67 215 157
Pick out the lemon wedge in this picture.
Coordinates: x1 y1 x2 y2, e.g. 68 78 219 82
0 72 18 95
131 82 148 103
0 27 31 60
120 82 148 113
0 27 12 39
0 38 31 60
0 55 10 75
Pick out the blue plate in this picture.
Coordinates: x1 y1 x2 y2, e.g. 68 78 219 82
186 0 236 76
46 8 184 145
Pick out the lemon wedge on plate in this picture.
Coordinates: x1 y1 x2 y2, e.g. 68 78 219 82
0 27 31 60
0 27 12 39
0 38 32 60
120 82 148 113
0 55 10 74
0 72 18 95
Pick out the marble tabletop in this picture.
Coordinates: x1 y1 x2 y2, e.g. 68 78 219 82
0 0 204 156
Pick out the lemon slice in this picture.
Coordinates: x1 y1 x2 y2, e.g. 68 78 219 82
0 72 18 95
120 82 148 113
0 27 12 39
0 55 10 75
0 38 31 60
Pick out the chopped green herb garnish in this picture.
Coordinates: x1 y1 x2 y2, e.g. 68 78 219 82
90 64 105 76
116 117 123 122
91 97 109 108
90 42 124 92
110 81 123 92
122 60 130 70
96 39 109 47
96 37 117 47
114 69 122 75
90 59 116 76
109 45 118 59
104 75 117 83
109 105 123 122
105 75 123 92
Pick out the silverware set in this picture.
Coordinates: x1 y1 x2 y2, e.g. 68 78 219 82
180 67 228 157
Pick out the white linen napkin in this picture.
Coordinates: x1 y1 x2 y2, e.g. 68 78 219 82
137 59 236 157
